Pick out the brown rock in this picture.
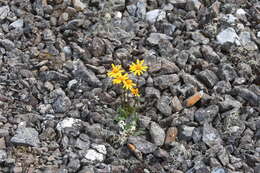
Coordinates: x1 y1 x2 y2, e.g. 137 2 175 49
0 137 6 149
165 127 178 145
183 91 203 107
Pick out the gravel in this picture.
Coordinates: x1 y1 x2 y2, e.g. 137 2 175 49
0 0 259 172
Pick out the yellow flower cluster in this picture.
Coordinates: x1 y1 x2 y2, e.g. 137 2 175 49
107 59 148 97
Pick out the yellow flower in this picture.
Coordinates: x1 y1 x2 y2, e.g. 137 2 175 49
131 88 140 97
129 59 148 76
113 73 128 84
107 64 124 78
123 79 136 90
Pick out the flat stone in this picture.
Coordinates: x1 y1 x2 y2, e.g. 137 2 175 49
201 45 220 64
147 33 173 45
91 144 107 155
10 127 40 147
232 87 259 106
154 74 179 90
191 31 209 44
146 9 161 24
128 136 157 154
0 6 9 20
56 118 82 131
156 95 172 116
73 0 86 11
202 122 222 147
194 105 219 124
197 70 218 88
180 72 205 90
9 19 24 29
180 125 195 141
85 149 104 162
145 87 160 99
150 122 165 146
216 27 240 45
183 91 203 107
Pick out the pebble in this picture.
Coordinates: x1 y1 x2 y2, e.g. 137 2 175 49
149 122 165 146
216 27 240 45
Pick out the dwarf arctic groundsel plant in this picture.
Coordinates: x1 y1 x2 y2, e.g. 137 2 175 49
107 59 148 144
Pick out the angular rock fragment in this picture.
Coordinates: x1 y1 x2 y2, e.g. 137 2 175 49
165 127 178 145
183 91 203 107
147 33 173 45
171 96 183 112
154 74 179 90
11 128 40 147
216 27 240 45
202 122 222 147
156 96 172 116
197 70 218 88
150 122 165 146
128 136 157 154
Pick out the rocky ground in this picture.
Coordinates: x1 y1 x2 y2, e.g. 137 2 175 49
0 0 260 172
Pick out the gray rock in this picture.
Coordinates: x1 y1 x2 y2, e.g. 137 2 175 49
145 87 160 99
211 168 226 173
85 149 104 162
67 159 80 172
171 96 183 112
218 95 242 112
147 33 173 45
216 27 240 45
213 81 232 94
72 60 102 87
75 138 90 150
191 31 209 44
180 125 195 141
51 88 71 113
9 19 24 29
0 39 15 51
194 105 219 124
43 29 56 42
146 9 161 24
90 37 106 57
232 87 259 106
202 122 222 147
201 45 220 64
136 1 146 19
239 31 258 51
218 64 238 82
149 122 165 146
0 150 7 163
186 0 201 11
0 6 9 20
10 127 40 147
180 72 205 90
156 22 176 36
40 71 69 81
192 127 202 143
153 148 169 160
160 58 180 75
91 144 107 155
128 136 157 154
154 74 179 90
139 115 151 129
73 0 86 11
197 70 218 88
176 51 189 68
56 118 82 131
156 96 172 116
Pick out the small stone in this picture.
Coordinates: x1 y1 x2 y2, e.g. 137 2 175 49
43 29 56 42
232 87 259 106
180 125 195 141
72 60 102 87
56 118 82 131
10 127 40 147
211 168 226 173
213 81 232 94
236 8 246 19
85 149 104 162
0 39 15 51
186 0 201 11
201 45 220 64
160 59 180 75
91 144 107 155
197 70 218 88
183 91 203 107
90 37 106 57
218 64 238 82
147 33 173 45
154 74 179 90
0 150 7 163
9 19 24 29
171 96 183 112
145 87 160 99
180 73 205 90
0 137 6 149
128 136 157 154
194 105 219 124
150 122 165 146
0 6 9 20
153 148 169 160
146 9 164 24
191 31 209 44
156 96 172 116
73 0 86 11
139 115 151 129
216 27 240 45
75 138 90 150
202 122 222 147
165 127 178 145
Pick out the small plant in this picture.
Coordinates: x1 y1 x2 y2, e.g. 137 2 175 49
107 59 148 144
